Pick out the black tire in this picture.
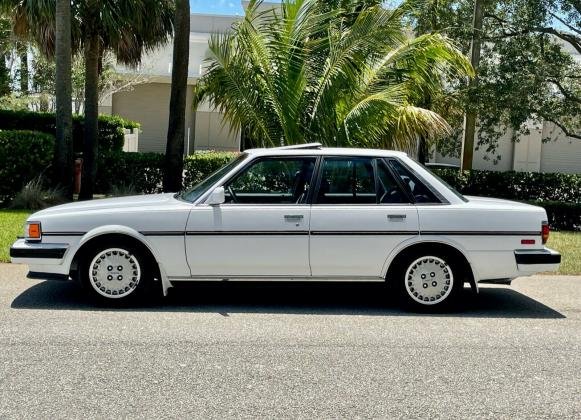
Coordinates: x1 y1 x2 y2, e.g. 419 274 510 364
392 249 464 311
79 239 158 306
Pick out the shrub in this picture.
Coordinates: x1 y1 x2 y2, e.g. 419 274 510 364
432 168 581 204
95 151 238 194
183 151 238 188
0 130 55 204
528 201 581 232
0 109 139 153
10 177 66 211
96 152 164 195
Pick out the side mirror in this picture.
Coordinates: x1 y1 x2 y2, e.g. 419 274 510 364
206 186 225 206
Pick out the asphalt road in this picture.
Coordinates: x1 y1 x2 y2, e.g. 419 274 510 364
0 263 579 419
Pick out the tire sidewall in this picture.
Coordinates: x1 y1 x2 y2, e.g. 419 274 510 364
79 240 155 306
394 249 463 311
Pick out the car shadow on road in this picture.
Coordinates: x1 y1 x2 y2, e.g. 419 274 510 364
10 280 565 319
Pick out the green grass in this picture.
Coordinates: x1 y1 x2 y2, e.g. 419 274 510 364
0 210 31 263
546 231 581 275
0 210 579 275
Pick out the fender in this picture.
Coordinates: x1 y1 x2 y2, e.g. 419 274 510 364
380 235 480 292
74 225 173 296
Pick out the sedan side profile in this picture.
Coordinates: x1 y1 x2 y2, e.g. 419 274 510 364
11 144 561 309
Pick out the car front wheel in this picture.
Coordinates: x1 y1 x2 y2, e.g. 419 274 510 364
80 241 155 305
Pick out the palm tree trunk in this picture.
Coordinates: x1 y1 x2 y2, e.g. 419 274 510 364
19 46 28 94
54 0 74 199
79 34 100 200
163 0 190 192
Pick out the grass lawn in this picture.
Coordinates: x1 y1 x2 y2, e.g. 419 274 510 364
546 231 581 276
0 210 30 263
0 209 579 274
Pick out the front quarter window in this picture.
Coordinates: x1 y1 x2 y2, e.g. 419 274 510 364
180 154 247 203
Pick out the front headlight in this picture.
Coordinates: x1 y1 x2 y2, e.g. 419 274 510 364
25 221 42 242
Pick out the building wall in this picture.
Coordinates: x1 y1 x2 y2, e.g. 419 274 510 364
111 83 240 154
112 83 193 154
540 122 581 174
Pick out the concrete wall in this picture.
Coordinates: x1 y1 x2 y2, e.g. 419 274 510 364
112 83 194 154
433 121 581 174
540 123 581 174
111 83 240 154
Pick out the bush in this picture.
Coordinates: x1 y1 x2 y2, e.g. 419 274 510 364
528 201 581 232
96 152 164 195
432 168 581 231
95 150 238 195
10 177 66 210
0 109 139 153
432 168 581 204
183 151 238 188
0 130 55 204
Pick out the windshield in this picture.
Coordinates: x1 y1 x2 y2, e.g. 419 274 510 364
179 153 247 202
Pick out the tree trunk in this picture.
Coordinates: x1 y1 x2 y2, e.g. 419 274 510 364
54 0 74 199
19 46 28 94
461 0 485 171
163 0 190 192
79 34 100 200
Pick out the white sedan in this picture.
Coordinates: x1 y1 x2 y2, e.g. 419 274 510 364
11 144 561 309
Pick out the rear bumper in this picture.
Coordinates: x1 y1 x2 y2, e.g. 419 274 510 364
515 248 561 273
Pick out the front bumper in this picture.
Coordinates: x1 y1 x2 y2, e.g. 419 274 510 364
10 239 71 279
515 248 561 273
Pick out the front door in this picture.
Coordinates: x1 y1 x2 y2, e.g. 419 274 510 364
309 156 419 278
185 156 317 278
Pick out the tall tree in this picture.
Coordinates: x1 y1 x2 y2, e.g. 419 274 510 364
54 0 74 198
1 0 174 199
405 0 580 163
194 0 473 151
163 0 190 192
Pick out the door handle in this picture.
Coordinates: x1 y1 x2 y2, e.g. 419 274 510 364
387 214 406 220
284 214 304 220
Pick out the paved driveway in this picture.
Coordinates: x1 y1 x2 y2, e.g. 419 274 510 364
0 263 579 419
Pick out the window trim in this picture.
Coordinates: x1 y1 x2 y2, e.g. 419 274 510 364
311 156 413 206
385 157 450 205
219 155 319 206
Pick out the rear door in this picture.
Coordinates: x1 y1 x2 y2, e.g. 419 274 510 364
309 156 419 278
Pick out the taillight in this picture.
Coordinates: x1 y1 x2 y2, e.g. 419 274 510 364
542 221 549 244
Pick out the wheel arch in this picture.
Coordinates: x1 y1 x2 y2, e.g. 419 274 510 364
382 239 478 293
69 225 172 295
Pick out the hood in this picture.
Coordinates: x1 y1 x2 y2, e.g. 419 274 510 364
34 193 178 217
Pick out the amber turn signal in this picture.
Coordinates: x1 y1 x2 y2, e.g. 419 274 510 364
27 222 42 241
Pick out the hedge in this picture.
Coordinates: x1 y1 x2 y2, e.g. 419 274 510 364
0 109 139 153
432 168 581 204
0 130 55 203
96 151 238 194
432 169 581 231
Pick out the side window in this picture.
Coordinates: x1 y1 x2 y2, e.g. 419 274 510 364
224 157 316 204
377 160 410 204
316 157 376 204
388 159 440 203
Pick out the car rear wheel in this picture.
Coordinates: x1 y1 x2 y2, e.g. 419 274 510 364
395 251 463 310
79 241 156 305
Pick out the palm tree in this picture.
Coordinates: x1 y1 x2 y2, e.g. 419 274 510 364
193 0 474 150
163 0 190 192
54 0 73 198
1 0 174 199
